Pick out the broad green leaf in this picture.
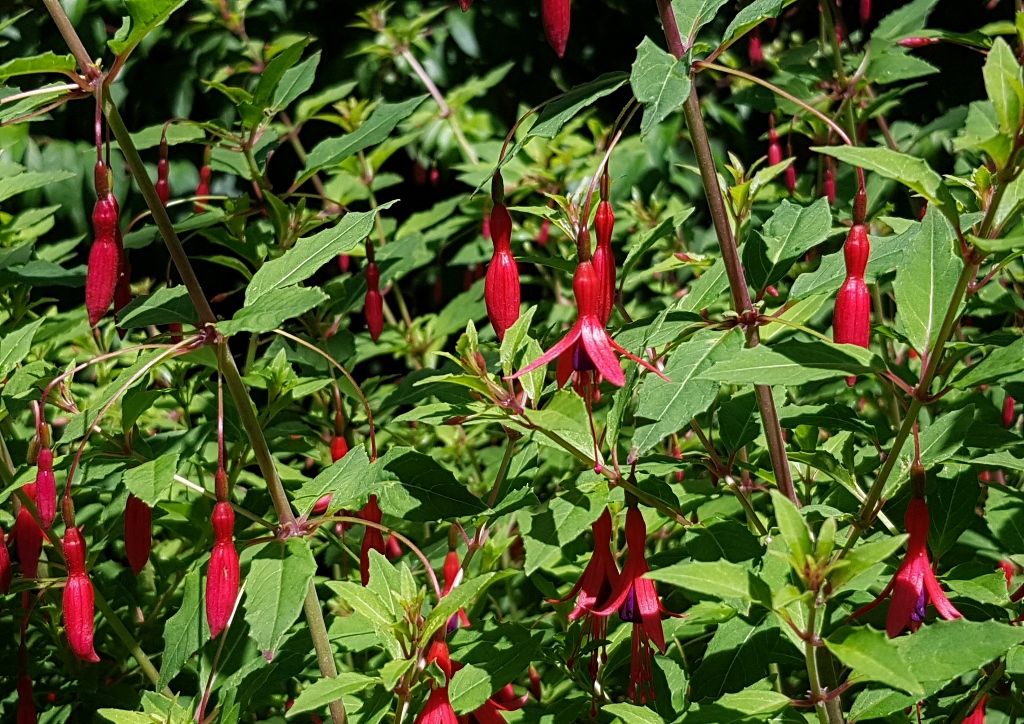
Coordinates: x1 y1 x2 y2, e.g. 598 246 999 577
953 334 1024 389
896 619 1024 684
0 171 75 204
293 446 371 515
118 122 206 151
700 338 883 386
744 197 832 289
122 454 179 506
680 257 729 312
647 559 752 602
500 305 537 377
671 0 730 48
253 39 309 108
771 490 812 564
107 0 188 56
870 0 939 49
62 349 167 441
448 623 542 713
0 52 76 82
721 0 790 45
829 535 908 592
117 286 199 329
287 673 379 717
928 465 981 556
825 627 923 696
302 96 426 176
219 286 326 336
0 318 44 381
246 208 387 304
630 37 691 137
892 205 963 356
157 566 208 689
369 447 487 522
621 210 692 283
887 404 976 498
632 328 741 454
244 538 317 657
272 51 320 112
98 712 153 724
689 614 779 700
421 573 495 644
983 37 1024 135
986 485 1024 552
605 703 665 724
327 581 397 630
528 72 628 139
682 682 792 723
718 392 762 453
448 665 491 713
790 226 910 300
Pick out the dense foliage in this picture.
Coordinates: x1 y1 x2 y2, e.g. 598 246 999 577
3 1 1024 723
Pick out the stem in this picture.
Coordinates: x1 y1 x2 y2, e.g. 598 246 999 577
945 661 1004 724
803 605 831 724
400 48 450 117
303 581 348 724
93 587 167 691
487 432 517 508
40 0 98 80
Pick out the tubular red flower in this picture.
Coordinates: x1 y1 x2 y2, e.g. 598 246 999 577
592 200 616 325
785 163 797 194
365 262 384 342
338 254 351 273
415 640 458 724
385 534 402 560
124 493 152 576
833 224 871 385
86 195 121 327
860 0 872 24
206 502 240 639
195 162 212 213
441 550 471 633
541 0 570 58
14 483 42 579
748 27 764 68
537 218 551 245
849 488 962 637
593 506 675 704
62 525 100 662
360 495 385 586
17 674 35 724
768 126 783 167
34 448 56 529
1004 396 1016 429
156 159 170 206
508 261 668 388
485 203 520 340
331 435 349 463
0 526 10 594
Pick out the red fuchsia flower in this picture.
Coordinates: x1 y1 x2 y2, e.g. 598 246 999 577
0 525 11 594
748 26 764 68
360 495 385 586
34 448 56 529
385 534 402 560
207 501 240 639
365 261 384 343
415 639 459 724
17 674 35 724
14 483 43 580
441 550 472 633
592 185 616 325
509 260 668 389
86 191 120 327
541 0 571 58
860 0 872 24
850 463 962 637
484 201 520 341
550 509 619 680
964 695 987 724
62 525 100 662
457 682 528 724
593 505 675 704
124 493 152 576
156 135 170 206
1004 396 1016 429
195 148 212 213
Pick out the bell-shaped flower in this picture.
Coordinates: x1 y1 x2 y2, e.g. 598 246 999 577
458 683 529 724
415 639 459 724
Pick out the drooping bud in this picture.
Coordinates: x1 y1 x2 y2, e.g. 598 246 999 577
537 218 551 245
1004 396 1016 429
338 254 351 273
529 665 542 701
785 163 797 194
206 502 239 639
114 255 133 338
385 534 401 560
17 674 35 724
34 448 56 529
484 202 520 340
364 262 384 342
359 495 385 586
62 525 100 662
897 36 939 48
169 322 183 343
330 435 349 463
14 484 42 579
156 136 170 206
768 120 783 167
0 526 10 594
860 0 871 24
86 195 121 327
542 0 571 58
823 164 836 205
195 151 212 213
592 199 616 324
749 27 764 68
833 224 871 385
124 494 152 576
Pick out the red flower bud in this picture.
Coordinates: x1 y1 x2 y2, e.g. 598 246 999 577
365 262 384 342
195 164 212 213
385 534 401 560
207 502 239 639
898 36 939 48
834 224 871 385
542 0 571 58
35 448 56 529
860 0 871 24
460 0 473 10
17 674 35 724
537 218 551 245
14 484 42 579
86 195 121 327
529 665 542 701
331 435 349 462
0 526 10 594
430 167 440 186
748 28 764 68
124 494 152 576
485 203 520 340
169 322 183 343
785 163 797 194
359 495 384 586
62 525 100 662
312 495 332 515
1004 396 1016 429
156 158 170 206
592 200 616 324
338 254 351 273
823 166 836 205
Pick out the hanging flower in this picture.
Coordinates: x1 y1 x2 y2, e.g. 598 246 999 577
593 505 675 704
442 550 471 633
964 695 987 724
508 260 667 389
850 463 962 637
457 682 529 724
415 639 458 724
360 495 385 586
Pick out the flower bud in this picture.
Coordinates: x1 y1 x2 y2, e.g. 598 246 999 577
330 435 349 462
86 237 120 327
34 448 56 529
0 526 10 594
385 534 401 560
14 484 42 579
537 218 551 245
62 526 100 662
364 261 384 342
749 28 764 68
768 127 783 167
460 0 472 9
359 495 384 586
1004 396 1016 429
897 36 939 48
207 502 240 639
169 322 183 343
195 163 212 213
823 165 836 205
485 203 520 340
592 200 616 324
17 674 35 724
156 158 170 206
338 254 350 273
542 0 571 58
124 494 152 576
860 0 871 24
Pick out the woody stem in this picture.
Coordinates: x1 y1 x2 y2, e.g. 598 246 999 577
656 0 798 506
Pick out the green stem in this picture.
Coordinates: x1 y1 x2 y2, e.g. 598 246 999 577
303 582 348 724
803 606 831 724
487 432 518 509
93 587 168 692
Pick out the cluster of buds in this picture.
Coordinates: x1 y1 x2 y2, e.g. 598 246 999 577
833 188 871 385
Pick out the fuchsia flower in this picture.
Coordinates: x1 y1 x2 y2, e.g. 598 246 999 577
593 505 675 704
509 260 667 389
442 550 471 633
964 695 987 724
850 465 961 637
415 639 459 724
360 495 385 586
550 509 619 680
457 683 528 724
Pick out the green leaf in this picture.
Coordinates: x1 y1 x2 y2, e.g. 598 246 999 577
122 454 179 507
219 286 326 336
293 445 371 515
272 51 320 113
421 573 495 644
718 392 762 453
622 210 693 283
893 205 963 356
825 627 923 696
246 207 388 304
605 703 665 724
369 447 487 522
870 0 939 48
287 673 379 717
107 0 188 56
0 318 44 381
630 37 691 137
790 227 909 300
117 286 199 329
632 328 741 454
647 559 752 602
254 39 309 108
0 170 75 204
984 37 1024 135
829 535 908 592
302 96 426 176
0 52 76 82
99 712 153 724
671 0 730 48
689 614 779 701
528 72 629 139
896 619 1024 684
771 490 812 564
986 485 1024 552
157 566 208 689
680 257 730 313
244 538 317 657
928 465 981 557
700 339 883 386
721 0 789 45
327 581 398 630
448 622 542 713
743 197 832 289
954 335 1024 389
